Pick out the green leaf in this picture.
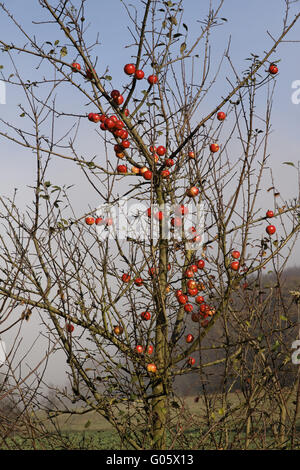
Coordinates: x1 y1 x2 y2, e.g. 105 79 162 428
44 181 51 187
173 33 183 38
19 112 25 117
283 161 295 167
169 16 177 26
60 46 68 57
54 40 59 46
280 315 288 321
183 23 188 31
84 420 91 429
105 75 112 81
0 65 3 69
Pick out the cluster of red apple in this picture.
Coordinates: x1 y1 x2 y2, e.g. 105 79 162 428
85 216 113 226
266 210 276 234
175 259 215 328
146 204 202 243
124 63 158 85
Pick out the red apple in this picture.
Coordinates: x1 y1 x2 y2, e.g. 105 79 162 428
122 273 131 283
186 334 194 343
113 325 124 335
188 357 195 366
134 277 143 286
85 216 95 225
184 304 193 313
88 113 95 122
187 279 197 289
148 74 158 85
117 164 127 174
143 170 153 180
232 250 240 259
119 129 129 140
188 288 198 296
197 259 205 269
71 62 81 72
147 363 157 373
185 269 194 279
95 217 104 225
111 90 120 99
161 169 170 179
164 158 174 167
210 143 219 153
141 311 151 321
269 64 278 75
266 210 274 218
115 120 124 129
199 303 207 313
188 151 195 159
187 186 199 197
136 345 144 354
195 295 204 305
135 69 145 80
124 63 136 75
217 111 226 121
121 140 130 149
231 261 240 271
66 323 74 333
105 117 115 130
156 146 166 156
191 312 201 322
147 345 154 355
151 154 159 163
114 95 124 105
266 225 276 235
140 167 148 175
178 294 188 305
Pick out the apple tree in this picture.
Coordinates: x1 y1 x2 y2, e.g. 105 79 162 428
0 0 300 450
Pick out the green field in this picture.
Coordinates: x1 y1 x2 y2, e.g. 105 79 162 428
1 395 299 450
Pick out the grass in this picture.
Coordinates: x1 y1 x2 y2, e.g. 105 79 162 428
1 393 299 450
